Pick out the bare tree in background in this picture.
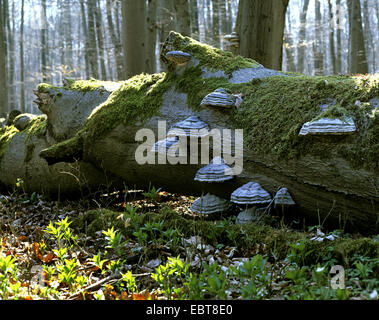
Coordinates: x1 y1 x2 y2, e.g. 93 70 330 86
236 0 289 70
0 0 8 115
146 0 158 74
174 0 191 36
122 0 146 78
313 0 324 75
347 0 368 74
297 0 310 74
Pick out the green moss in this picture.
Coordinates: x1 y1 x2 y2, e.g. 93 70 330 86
232 74 379 172
314 105 349 120
71 209 125 236
85 73 173 141
37 83 60 92
0 126 19 161
25 116 47 139
165 31 259 75
0 116 47 163
40 133 84 165
66 79 119 92
38 79 119 94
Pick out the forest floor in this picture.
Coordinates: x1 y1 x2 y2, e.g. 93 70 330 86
0 184 378 301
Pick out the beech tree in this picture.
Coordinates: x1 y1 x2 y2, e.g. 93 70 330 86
347 0 368 74
0 0 8 116
122 0 146 78
235 0 289 70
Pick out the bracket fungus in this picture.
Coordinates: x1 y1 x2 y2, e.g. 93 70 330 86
274 188 295 207
167 116 210 138
231 182 272 206
299 117 356 136
165 51 192 65
194 156 234 183
190 193 232 215
200 88 238 109
152 136 180 156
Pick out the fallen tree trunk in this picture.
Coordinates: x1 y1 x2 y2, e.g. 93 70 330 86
1 32 378 233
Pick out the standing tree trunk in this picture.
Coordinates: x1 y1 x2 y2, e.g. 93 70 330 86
336 0 342 74
87 0 99 79
146 0 158 74
122 0 146 79
41 0 48 82
284 5 296 72
174 0 191 36
212 0 220 47
64 0 73 71
328 0 336 74
190 0 199 38
236 0 289 70
5 0 14 110
95 0 107 80
347 0 368 74
0 0 8 115
80 0 90 79
313 0 324 75
20 0 25 113
297 0 310 74
361 0 374 73
158 0 175 45
106 0 123 79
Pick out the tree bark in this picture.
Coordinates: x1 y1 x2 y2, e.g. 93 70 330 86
4 0 14 110
347 0 368 74
313 0 324 75
174 0 191 37
236 0 289 70
87 0 99 79
146 0 158 74
0 0 8 116
328 0 336 74
361 0 374 73
106 0 123 79
95 0 107 80
335 0 342 74
284 5 296 72
20 0 25 113
41 0 48 83
212 0 220 47
297 0 310 74
190 0 199 38
122 0 146 79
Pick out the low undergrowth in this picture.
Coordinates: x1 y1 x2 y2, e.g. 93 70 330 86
0 185 378 300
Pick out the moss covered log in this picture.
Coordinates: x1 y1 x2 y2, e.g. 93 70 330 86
1 32 378 233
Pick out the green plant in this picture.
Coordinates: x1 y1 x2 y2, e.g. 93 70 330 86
143 186 162 203
103 227 126 256
92 252 108 273
45 217 78 249
120 271 137 293
151 256 191 300
0 255 21 299
56 259 79 288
